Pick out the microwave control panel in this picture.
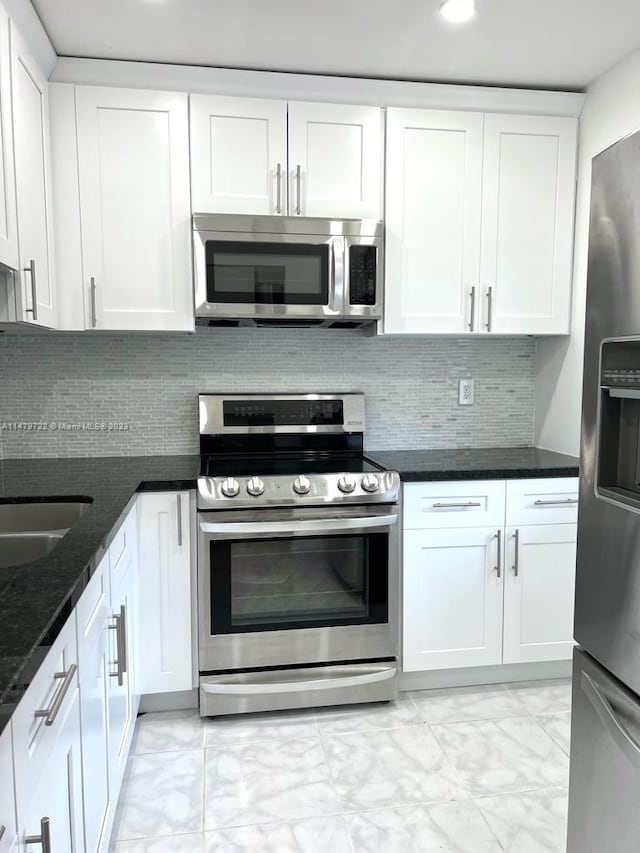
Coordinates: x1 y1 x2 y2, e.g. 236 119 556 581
349 245 377 306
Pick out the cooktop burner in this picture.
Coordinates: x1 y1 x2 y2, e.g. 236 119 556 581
200 453 384 478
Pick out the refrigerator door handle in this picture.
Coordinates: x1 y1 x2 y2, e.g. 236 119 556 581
582 671 640 770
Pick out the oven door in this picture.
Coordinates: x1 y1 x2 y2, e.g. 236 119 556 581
194 228 344 322
197 505 399 672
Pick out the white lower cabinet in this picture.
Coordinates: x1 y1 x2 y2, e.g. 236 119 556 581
403 526 504 672
77 555 111 853
403 478 578 673
0 726 17 852
136 491 193 695
17 690 84 852
502 523 577 664
106 515 138 803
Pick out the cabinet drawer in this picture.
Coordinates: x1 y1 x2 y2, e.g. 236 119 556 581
11 614 78 811
403 481 506 529
506 477 579 526
109 502 136 585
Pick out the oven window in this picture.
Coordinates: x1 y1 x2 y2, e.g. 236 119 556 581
205 241 329 305
209 533 388 633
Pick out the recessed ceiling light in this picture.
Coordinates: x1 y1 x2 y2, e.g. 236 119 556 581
439 0 477 24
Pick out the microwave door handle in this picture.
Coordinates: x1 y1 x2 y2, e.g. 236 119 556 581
199 514 398 538
332 238 345 315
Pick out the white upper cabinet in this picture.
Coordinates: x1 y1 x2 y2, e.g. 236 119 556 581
190 94 287 216
287 101 382 219
0 8 17 272
385 109 483 334
75 86 193 331
384 108 577 336
189 95 382 219
10 23 56 327
480 114 577 335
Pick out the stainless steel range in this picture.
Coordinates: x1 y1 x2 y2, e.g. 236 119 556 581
196 393 400 717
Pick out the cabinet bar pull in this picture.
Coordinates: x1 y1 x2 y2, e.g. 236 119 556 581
0 824 5 841
276 163 282 214
25 817 51 852
432 501 482 509
485 286 493 332
295 164 301 215
109 610 124 686
34 665 77 727
90 277 97 328
513 529 519 577
177 493 183 547
469 286 476 331
533 498 578 507
23 259 37 321
495 529 502 578
120 604 128 675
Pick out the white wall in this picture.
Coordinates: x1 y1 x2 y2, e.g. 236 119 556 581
536 48 640 456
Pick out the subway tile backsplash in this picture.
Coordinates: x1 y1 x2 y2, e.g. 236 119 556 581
0 328 535 458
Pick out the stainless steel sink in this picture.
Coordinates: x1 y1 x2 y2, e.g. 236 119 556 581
0 533 65 568
0 500 91 568
0 501 90 534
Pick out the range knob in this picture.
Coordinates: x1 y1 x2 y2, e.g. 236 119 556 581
246 476 265 497
293 475 311 495
361 473 380 493
337 474 356 493
220 477 240 498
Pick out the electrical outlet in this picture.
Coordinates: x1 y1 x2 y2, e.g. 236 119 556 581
458 378 475 406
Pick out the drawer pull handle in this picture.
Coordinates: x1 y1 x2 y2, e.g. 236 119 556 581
25 816 51 852
432 501 483 509
495 529 502 578
513 529 519 577
109 606 126 686
0 824 5 841
533 498 578 507
34 665 77 727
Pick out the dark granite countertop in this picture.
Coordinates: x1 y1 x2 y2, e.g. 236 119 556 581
0 446 578 731
0 454 200 729
367 446 579 482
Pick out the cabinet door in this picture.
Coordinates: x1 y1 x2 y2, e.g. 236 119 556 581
17 691 83 853
190 94 287 215
75 86 193 331
287 101 382 219
503 523 577 664
10 24 56 327
403 526 504 672
385 108 483 334
0 9 17 271
107 554 136 800
136 491 193 694
77 556 110 853
480 114 577 335
0 727 16 853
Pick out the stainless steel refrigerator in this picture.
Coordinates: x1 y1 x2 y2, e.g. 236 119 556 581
568 129 640 851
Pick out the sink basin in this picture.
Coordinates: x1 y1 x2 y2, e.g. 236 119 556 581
0 500 91 568
0 533 65 568
0 501 90 534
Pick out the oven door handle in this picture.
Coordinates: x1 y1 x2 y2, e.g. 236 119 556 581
201 665 397 695
199 514 398 537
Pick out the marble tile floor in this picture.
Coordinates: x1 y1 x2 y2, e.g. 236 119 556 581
110 678 572 853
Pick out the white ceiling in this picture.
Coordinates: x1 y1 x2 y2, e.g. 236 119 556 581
31 0 640 90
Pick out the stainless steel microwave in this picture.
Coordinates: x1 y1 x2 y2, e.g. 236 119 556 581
193 214 383 327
